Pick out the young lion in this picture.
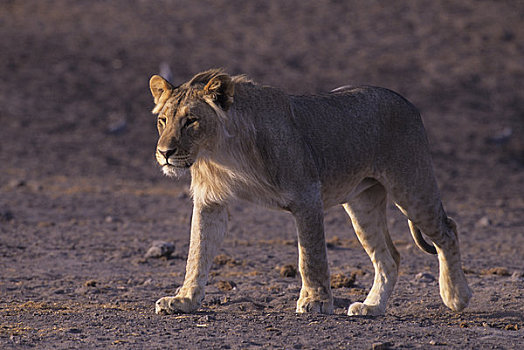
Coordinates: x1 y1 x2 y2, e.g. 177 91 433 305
149 69 472 316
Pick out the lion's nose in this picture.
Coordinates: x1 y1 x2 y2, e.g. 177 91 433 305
158 148 176 159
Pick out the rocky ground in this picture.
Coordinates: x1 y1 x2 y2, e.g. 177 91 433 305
1 1 523 349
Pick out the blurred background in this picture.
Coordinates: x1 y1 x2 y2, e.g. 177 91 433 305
1 0 522 186
1 0 523 258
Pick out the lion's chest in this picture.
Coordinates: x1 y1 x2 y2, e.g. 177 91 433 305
190 159 289 208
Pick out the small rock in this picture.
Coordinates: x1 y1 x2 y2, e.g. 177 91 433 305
106 113 127 135
414 272 436 283
278 264 297 278
481 267 510 276
331 273 356 288
213 254 239 266
510 271 524 281
351 268 367 276
37 221 55 228
495 199 505 207
216 280 237 291
504 324 519 331
0 211 14 222
487 127 512 145
84 280 97 287
476 216 491 228
145 241 175 259
371 342 392 350
199 315 215 322
7 179 26 188
104 216 123 224
74 286 89 294
326 235 342 249
27 181 43 191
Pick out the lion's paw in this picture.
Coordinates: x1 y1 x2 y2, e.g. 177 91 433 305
296 297 333 314
347 302 385 316
155 296 199 315
440 279 472 312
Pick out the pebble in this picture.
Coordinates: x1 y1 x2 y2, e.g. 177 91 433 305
414 272 436 283
216 280 237 291
371 342 392 350
476 216 491 227
106 117 127 135
0 210 14 222
84 280 97 287
487 127 512 144
144 241 175 259
7 179 26 188
510 271 524 282
214 254 239 266
481 267 510 276
199 315 215 322
278 264 297 278
331 273 356 288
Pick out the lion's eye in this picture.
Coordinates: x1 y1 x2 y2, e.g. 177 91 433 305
183 117 198 129
158 117 167 127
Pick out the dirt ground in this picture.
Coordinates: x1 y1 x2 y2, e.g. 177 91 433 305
1 1 523 349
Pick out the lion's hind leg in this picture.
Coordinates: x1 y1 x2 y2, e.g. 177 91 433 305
343 183 399 316
392 193 472 312
411 213 472 312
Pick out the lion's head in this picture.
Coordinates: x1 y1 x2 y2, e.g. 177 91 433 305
149 69 235 177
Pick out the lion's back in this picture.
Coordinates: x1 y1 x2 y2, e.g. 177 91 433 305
289 87 424 176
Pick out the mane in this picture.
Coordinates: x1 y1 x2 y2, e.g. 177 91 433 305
188 68 253 87
187 74 288 207
170 69 255 124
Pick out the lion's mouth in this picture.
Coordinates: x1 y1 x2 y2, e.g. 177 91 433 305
160 162 191 178
162 160 193 169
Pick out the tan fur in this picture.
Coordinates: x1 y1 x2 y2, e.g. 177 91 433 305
150 69 472 316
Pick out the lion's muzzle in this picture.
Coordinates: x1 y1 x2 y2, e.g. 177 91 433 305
156 147 193 169
158 148 175 161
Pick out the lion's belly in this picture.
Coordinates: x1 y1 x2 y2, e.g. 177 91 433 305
320 175 378 208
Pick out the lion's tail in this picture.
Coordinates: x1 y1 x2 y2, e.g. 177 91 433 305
408 220 437 255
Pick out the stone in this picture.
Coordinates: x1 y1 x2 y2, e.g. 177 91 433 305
330 273 356 288
476 216 491 228
278 264 297 278
414 272 436 283
144 241 175 259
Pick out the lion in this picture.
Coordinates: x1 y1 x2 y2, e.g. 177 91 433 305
149 69 472 316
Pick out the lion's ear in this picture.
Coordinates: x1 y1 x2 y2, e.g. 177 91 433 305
203 74 234 110
150 75 175 114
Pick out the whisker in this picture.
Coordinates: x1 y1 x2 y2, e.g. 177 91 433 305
169 155 191 161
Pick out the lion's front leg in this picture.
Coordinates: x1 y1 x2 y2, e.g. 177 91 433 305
291 199 333 314
155 201 227 315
